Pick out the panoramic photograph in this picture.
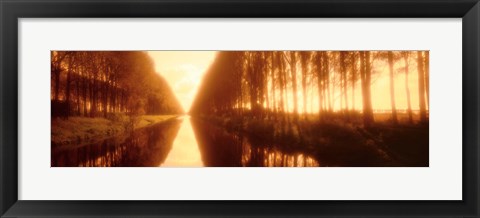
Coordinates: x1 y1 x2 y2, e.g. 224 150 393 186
51 51 429 167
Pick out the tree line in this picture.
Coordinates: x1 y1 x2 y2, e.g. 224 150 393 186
51 51 183 119
190 51 429 127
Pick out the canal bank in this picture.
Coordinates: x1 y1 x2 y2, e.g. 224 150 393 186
51 114 180 147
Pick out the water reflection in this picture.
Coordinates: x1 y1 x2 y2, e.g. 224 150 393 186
51 119 182 167
191 119 320 167
161 117 203 167
51 117 321 167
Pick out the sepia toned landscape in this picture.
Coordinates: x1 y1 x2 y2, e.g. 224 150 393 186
51 51 429 167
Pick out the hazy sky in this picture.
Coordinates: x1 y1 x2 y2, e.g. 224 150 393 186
148 51 217 111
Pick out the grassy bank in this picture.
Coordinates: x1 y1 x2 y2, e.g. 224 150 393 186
52 114 179 146
196 114 428 167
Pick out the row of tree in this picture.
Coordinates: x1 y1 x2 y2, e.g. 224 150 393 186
190 51 429 126
51 51 183 118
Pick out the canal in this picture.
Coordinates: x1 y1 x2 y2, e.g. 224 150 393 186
51 116 320 167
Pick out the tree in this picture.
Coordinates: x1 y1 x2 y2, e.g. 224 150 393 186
51 51 183 119
300 51 311 119
349 51 358 111
417 51 427 123
340 51 349 116
424 51 430 109
359 51 374 127
51 51 69 101
287 51 299 121
190 50 426 127
401 51 413 124
387 51 398 125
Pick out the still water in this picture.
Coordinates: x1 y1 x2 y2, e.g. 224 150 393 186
51 116 320 167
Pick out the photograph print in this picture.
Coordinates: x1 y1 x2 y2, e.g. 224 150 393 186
51 51 429 167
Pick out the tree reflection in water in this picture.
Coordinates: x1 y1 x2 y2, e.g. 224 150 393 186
51 119 182 167
52 117 322 167
191 119 320 167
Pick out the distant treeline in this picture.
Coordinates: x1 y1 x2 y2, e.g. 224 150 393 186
190 51 429 126
51 51 183 118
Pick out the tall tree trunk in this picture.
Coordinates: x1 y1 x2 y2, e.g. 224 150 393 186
340 52 349 117
93 79 98 117
89 79 94 117
278 53 286 122
52 51 67 101
103 79 109 118
75 70 81 115
360 52 367 124
317 52 323 118
388 51 398 125
248 59 258 117
300 52 308 119
360 51 374 127
271 52 277 120
324 52 332 112
65 56 73 118
417 51 427 123
83 75 87 116
321 53 327 113
239 62 245 116
90 66 98 117
53 68 61 101
110 78 116 113
103 63 109 118
403 53 413 124
365 51 374 124
424 51 429 110
282 54 289 123
258 53 266 119
289 52 299 121
351 52 356 111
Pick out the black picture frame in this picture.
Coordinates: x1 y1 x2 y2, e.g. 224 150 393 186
1 0 479 217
